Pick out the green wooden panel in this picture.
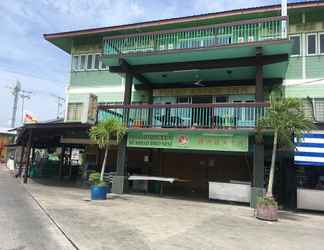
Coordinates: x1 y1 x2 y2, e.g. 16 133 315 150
70 71 123 87
285 57 303 79
285 84 324 98
306 56 324 79
68 90 148 104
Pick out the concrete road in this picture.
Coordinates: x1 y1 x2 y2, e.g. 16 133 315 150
0 168 75 250
25 175 324 250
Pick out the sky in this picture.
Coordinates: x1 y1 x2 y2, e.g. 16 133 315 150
0 0 307 127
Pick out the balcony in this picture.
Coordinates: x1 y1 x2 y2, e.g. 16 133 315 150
103 16 289 67
97 102 268 130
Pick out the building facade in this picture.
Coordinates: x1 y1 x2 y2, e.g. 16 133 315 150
44 1 324 208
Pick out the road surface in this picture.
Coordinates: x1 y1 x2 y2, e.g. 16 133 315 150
0 168 75 250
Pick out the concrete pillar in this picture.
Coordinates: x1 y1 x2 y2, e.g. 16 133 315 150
59 145 65 180
251 143 265 207
23 130 33 184
251 49 265 207
112 72 133 194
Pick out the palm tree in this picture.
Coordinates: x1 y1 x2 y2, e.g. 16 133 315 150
89 118 126 182
258 89 313 197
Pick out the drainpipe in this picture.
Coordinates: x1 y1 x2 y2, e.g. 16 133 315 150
281 0 288 38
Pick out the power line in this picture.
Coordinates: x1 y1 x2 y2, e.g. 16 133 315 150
20 90 32 124
50 94 65 119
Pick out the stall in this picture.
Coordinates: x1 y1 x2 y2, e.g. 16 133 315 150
295 131 324 211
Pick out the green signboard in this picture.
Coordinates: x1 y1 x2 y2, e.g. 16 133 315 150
127 131 249 152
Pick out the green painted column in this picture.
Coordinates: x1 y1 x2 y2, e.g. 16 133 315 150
112 72 133 194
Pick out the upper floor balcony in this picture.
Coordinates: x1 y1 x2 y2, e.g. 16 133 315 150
103 16 289 67
97 102 268 131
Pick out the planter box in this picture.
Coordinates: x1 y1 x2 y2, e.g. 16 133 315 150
91 186 108 200
209 181 251 203
297 188 324 212
256 204 278 221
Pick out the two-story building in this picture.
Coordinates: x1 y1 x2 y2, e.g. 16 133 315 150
43 1 324 208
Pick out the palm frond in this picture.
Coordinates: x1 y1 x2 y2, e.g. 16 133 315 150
89 117 127 149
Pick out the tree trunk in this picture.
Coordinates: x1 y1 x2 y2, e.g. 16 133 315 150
100 146 109 182
267 130 278 197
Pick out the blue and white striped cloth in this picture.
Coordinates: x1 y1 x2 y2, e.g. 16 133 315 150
295 131 324 167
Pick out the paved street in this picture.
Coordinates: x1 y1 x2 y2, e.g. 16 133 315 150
0 168 75 250
23 172 324 250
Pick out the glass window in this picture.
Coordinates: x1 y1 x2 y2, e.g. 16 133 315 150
314 98 324 122
307 34 316 55
72 56 79 71
320 34 324 54
290 35 301 56
80 55 86 70
101 55 107 69
67 103 83 121
87 54 93 70
94 54 100 69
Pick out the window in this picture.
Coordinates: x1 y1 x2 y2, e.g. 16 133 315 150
319 33 324 54
314 98 324 122
67 103 83 121
72 55 79 71
80 55 86 70
290 35 301 56
72 53 106 71
87 54 93 70
307 33 317 55
101 56 107 70
94 54 100 69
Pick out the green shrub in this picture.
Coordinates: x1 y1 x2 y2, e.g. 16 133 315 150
256 196 278 208
89 172 107 187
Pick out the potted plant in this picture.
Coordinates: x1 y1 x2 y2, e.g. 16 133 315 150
89 118 126 200
256 88 313 221
89 172 108 200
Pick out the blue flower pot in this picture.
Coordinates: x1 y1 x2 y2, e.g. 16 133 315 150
90 185 108 200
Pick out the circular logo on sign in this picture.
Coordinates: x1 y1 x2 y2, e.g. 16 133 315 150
178 135 189 145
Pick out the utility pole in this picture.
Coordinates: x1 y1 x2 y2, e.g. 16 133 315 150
51 94 65 119
20 90 32 124
8 81 21 128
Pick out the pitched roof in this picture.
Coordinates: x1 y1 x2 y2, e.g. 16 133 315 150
44 1 324 40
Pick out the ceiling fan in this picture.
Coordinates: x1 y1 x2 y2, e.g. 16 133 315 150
193 73 205 87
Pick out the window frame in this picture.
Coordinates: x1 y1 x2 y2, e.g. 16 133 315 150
67 102 83 121
306 33 317 56
72 53 108 71
72 55 80 71
289 34 302 57
86 54 94 70
100 54 108 70
94 53 101 70
79 54 87 71
319 32 324 55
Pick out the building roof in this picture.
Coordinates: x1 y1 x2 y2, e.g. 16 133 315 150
0 127 16 135
44 1 324 43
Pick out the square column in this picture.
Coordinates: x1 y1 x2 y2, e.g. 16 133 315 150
112 72 133 194
251 48 265 207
